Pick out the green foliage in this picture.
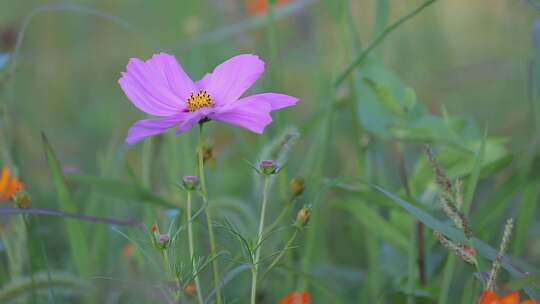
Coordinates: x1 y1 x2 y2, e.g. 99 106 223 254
42 134 92 280
0 0 538 303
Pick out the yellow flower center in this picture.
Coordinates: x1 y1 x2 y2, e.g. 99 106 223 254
186 91 214 112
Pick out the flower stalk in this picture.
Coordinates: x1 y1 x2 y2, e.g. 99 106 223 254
251 174 270 304
197 123 222 304
186 189 204 304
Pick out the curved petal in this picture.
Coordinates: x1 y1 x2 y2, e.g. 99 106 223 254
234 93 299 111
205 54 265 105
119 53 196 116
176 108 213 134
195 73 212 91
126 114 189 145
210 99 272 134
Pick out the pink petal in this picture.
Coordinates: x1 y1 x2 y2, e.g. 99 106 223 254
119 53 196 116
210 99 272 134
195 73 212 91
176 108 213 134
205 54 265 105
235 93 299 111
126 114 188 145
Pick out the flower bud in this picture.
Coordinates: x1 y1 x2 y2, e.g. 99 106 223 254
12 191 31 209
151 223 158 234
259 160 278 175
463 245 476 257
182 175 199 191
295 206 311 228
156 234 170 250
184 283 197 297
289 178 305 198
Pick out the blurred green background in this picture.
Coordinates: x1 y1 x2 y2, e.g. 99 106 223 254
1 0 540 303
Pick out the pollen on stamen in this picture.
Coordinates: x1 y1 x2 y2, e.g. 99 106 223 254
186 90 214 112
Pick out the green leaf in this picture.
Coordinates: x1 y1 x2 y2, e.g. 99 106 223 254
512 179 540 255
333 201 410 252
463 129 486 214
42 134 92 279
364 78 406 116
368 183 540 300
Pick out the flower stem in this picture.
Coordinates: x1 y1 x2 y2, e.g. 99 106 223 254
251 175 270 304
187 191 204 304
262 229 298 278
197 123 222 304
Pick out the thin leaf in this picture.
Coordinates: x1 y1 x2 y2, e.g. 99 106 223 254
42 134 92 279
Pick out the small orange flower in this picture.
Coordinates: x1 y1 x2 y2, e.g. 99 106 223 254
278 291 310 304
122 244 136 258
184 283 197 298
478 290 537 304
0 166 23 202
246 0 292 16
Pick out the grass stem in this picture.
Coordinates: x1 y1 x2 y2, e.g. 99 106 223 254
198 123 222 304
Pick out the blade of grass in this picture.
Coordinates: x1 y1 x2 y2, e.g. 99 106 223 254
0 208 143 227
370 183 540 300
512 179 540 255
334 0 438 87
333 201 409 252
42 134 92 279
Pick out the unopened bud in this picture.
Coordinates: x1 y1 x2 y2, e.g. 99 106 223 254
289 178 305 198
12 191 31 209
151 223 158 234
157 234 170 249
182 175 199 191
295 207 311 228
259 160 278 175
463 245 476 257
184 283 197 297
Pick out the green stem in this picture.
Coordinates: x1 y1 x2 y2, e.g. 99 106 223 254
262 229 298 278
162 250 172 280
187 191 204 304
197 123 222 304
251 176 270 304
438 255 456 304
334 0 437 87
22 215 37 304
264 199 292 234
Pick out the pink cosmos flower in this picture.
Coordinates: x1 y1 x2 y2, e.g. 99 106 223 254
119 53 299 145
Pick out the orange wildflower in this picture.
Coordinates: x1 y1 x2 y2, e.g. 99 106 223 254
478 290 537 304
122 244 136 258
278 291 310 304
0 166 23 202
184 283 197 298
246 0 292 16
